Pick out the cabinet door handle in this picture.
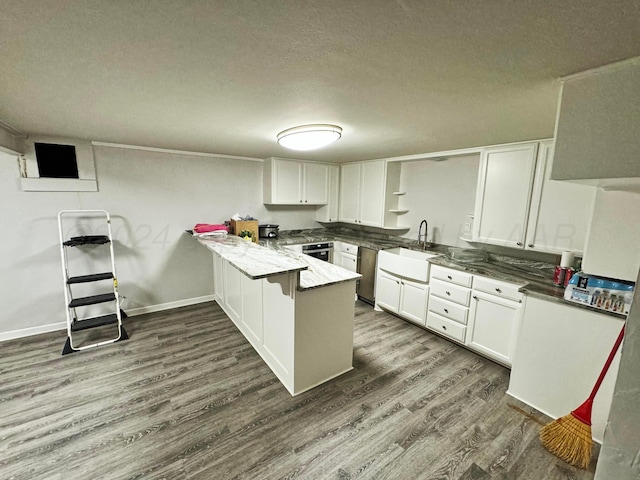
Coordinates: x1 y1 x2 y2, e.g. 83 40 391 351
396 280 400 284
445 291 451 296
528 243 534 248
516 242 523 246
447 275 452 280
495 288 502 293
300 200 303 203
305 200 308 203
444 308 449 314
473 295 478 300
442 325 447 330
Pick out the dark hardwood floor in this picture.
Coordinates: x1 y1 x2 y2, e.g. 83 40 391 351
1 301 597 479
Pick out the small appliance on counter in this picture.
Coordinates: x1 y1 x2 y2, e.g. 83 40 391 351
258 224 279 238
564 273 635 315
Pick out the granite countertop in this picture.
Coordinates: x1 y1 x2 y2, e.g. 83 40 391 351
261 227 627 319
194 234 360 290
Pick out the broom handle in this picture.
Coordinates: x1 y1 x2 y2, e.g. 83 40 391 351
587 326 625 401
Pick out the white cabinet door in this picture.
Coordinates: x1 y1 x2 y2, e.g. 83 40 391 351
316 164 340 222
525 141 596 254
375 271 401 313
264 158 329 205
473 143 538 248
303 162 328 205
339 163 361 223
467 290 521 366
273 158 302 204
359 160 385 227
399 280 428 326
241 272 263 344
224 261 243 325
340 252 358 272
339 160 386 227
213 252 224 304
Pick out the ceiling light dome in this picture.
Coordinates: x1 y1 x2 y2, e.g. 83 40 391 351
277 124 342 151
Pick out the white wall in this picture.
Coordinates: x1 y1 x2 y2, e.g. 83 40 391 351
398 154 480 246
0 145 319 340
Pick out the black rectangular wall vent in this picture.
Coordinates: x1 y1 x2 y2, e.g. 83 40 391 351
34 142 79 178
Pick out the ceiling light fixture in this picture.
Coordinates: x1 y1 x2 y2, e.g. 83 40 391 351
277 124 342 151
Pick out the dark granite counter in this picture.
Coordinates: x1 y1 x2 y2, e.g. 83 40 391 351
261 227 627 319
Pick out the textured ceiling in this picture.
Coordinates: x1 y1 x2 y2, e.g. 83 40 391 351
1 0 640 162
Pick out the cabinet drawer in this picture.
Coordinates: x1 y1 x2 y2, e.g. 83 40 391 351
473 275 524 303
430 265 473 287
430 279 471 306
426 311 466 343
340 242 358 254
428 296 469 325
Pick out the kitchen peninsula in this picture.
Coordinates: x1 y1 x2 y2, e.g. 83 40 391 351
195 234 361 396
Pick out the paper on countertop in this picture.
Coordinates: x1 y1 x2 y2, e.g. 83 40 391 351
231 213 257 221
194 230 228 237
560 251 575 268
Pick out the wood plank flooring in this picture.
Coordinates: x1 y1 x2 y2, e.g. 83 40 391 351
0 301 598 479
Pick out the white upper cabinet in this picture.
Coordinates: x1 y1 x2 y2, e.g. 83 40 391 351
473 143 538 249
316 164 340 222
338 163 361 224
525 141 596 254
473 141 596 254
339 160 386 227
359 161 386 226
263 158 328 205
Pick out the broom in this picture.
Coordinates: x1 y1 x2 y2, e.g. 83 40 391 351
539 325 625 469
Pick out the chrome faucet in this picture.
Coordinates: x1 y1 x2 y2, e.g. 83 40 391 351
418 219 428 249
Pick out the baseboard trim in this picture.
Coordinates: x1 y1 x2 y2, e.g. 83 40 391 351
125 295 215 317
0 322 67 342
0 295 216 342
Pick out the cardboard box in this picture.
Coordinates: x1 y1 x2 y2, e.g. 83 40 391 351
229 219 259 243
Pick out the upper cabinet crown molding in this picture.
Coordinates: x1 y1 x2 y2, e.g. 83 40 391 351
551 58 640 190
263 157 329 205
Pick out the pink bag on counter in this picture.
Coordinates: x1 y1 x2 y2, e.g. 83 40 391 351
193 223 229 233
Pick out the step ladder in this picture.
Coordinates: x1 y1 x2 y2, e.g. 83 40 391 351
58 210 129 355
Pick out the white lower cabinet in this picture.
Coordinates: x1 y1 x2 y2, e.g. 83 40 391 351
211 252 356 396
398 279 429 326
427 266 472 343
224 261 243 325
340 252 358 272
375 271 401 314
375 270 428 326
467 288 522 366
426 311 466 342
213 251 224 304
427 265 523 367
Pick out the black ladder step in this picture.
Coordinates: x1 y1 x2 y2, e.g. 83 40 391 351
67 272 114 284
71 314 118 332
63 235 110 247
69 293 116 308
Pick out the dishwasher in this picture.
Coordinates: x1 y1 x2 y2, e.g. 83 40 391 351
356 247 377 305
